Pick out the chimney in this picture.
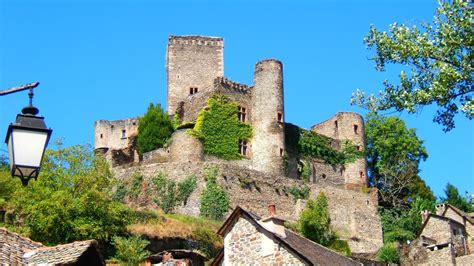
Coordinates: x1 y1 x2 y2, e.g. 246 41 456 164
421 210 430 224
268 204 276 217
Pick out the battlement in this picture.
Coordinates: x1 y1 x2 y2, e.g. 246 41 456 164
168 35 223 47
214 77 251 94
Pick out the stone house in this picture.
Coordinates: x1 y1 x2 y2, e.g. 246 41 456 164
211 205 362 265
0 227 104 265
407 204 474 265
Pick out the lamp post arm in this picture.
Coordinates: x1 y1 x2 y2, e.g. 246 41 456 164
0 82 39 96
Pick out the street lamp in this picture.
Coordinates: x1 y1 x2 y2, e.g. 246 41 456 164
1 82 52 186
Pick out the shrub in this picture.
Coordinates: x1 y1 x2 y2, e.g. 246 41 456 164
178 175 198 204
377 243 400 263
288 185 310 201
137 103 174 154
298 192 335 246
112 235 150 264
151 173 197 213
200 171 230 220
190 94 252 160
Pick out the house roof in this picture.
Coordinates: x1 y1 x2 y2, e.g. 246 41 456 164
216 206 361 266
23 240 100 265
0 227 103 265
440 204 474 224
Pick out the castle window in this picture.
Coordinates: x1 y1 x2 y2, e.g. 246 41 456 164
132 122 136 126
356 145 361 151
279 148 284 157
277 112 283 123
189 87 198 95
322 174 327 180
239 140 248 156
238 106 246 122
354 124 358 134
360 171 364 180
334 120 338 129
100 134 103 139
121 129 127 139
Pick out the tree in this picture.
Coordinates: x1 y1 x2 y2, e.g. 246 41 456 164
1 143 134 252
112 235 150 265
352 0 473 131
365 112 431 207
440 183 474 212
137 103 174 154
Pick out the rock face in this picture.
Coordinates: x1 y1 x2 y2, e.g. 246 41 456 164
95 35 384 254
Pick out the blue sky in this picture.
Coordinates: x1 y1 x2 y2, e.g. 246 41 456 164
0 0 472 198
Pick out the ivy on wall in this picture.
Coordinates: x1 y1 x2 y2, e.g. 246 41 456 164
190 94 252 160
285 123 362 166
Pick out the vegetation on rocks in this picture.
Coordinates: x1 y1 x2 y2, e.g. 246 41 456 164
200 167 230 220
190 94 252 160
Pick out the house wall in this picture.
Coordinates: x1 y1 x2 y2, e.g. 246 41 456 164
222 215 305 265
421 217 452 244
420 247 456 266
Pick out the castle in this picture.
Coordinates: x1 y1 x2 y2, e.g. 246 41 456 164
94 35 382 254
95 35 367 191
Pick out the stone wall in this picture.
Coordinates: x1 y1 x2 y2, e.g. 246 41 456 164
421 217 452 244
95 118 138 150
311 112 367 190
423 246 456 266
457 253 474 265
112 159 383 254
166 35 224 115
250 59 285 175
222 215 305 265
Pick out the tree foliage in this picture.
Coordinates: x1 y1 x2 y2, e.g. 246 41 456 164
0 143 135 254
365 112 431 207
440 182 474 212
190 94 252 160
352 0 473 131
137 103 174 154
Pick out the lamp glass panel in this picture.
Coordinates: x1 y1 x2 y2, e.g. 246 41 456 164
7 134 13 171
10 128 48 168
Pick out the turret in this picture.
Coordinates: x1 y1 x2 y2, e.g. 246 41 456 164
250 59 285 175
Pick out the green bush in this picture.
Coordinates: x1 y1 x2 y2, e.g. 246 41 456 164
288 185 310 201
151 173 197 213
112 235 150 264
130 172 144 199
298 192 335 246
377 243 400 263
200 169 230 220
137 103 174 154
190 94 252 160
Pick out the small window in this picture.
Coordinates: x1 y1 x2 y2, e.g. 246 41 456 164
238 106 247 122
189 87 198 95
239 140 248 156
111 125 114 129
334 120 338 129
322 174 327 180
279 148 284 157
356 145 361 151
277 112 283 123
121 129 127 139
100 134 103 139
132 122 136 126
360 171 364 180
354 125 359 134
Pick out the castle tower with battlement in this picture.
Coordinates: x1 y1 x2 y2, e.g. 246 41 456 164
166 35 224 115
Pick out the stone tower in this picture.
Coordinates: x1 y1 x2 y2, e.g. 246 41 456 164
250 59 285 175
166 35 224 114
311 112 367 189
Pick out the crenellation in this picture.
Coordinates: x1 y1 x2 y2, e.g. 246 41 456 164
214 76 251 94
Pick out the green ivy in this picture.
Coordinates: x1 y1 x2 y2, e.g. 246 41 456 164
190 94 252 160
285 123 362 166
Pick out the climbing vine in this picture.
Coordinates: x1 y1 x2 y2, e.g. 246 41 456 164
285 123 362 166
190 94 252 160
